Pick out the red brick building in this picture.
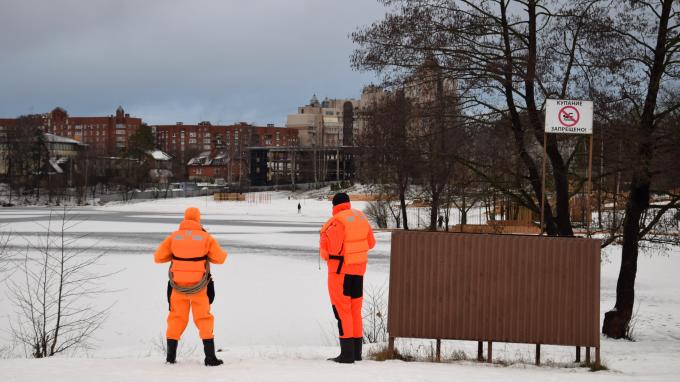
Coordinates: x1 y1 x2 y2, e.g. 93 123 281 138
186 151 244 182
154 122 299 158
154 122 299 181
44 106 142 155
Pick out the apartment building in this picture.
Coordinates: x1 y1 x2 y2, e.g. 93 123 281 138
285 95 359 148
44 106 142 155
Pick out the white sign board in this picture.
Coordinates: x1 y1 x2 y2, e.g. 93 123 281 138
544 99 593 134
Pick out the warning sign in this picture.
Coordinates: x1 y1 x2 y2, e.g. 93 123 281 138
545 99 593 134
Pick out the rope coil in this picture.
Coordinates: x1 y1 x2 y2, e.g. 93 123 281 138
168 261 211 295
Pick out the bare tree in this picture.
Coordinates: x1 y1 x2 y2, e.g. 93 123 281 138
4 115 48 204
357 88 416 229
352 0 609 236
408 57 461 230
0 228 11 274
8 207 114 357
364 199 390 229
363 284 389 344
586 0 680 338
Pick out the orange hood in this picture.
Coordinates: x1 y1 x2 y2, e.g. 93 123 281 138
184 207 201 223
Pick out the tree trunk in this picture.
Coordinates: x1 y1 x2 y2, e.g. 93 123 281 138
602 177 647 338
461 194 467 225
602 0 672 339
429 184 440 231
399 184 409 230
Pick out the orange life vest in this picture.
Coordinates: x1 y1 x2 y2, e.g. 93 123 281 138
333 208 371 265
169 228 210 286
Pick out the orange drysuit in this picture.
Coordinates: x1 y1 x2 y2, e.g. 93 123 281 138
154 207 227 340
320 202 376 339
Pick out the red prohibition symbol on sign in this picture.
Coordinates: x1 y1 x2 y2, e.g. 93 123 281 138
558 106 580 127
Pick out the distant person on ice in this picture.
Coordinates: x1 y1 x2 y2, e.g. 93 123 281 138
319 193 376 363
154 207 227 366
297 202 302 214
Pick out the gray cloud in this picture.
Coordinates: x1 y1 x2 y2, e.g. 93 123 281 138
0 0 384 124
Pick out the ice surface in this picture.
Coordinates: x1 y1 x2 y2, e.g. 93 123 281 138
0 192 678 381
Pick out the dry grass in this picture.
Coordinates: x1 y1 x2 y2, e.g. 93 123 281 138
447 349 469 362
587 362 609 372
368 341 609 372
366 345 414 362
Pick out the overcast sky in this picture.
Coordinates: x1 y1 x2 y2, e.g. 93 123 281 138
0 0 385 125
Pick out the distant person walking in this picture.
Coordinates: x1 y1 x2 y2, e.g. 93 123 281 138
319 193 376 363
154 207 227 366
297 202 302 214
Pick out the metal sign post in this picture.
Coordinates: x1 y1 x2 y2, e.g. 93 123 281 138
542 99 594 236
540 133 548 234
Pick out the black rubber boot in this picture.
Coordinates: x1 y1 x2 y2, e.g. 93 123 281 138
203 339 224 366
166 339 178 364
327 338 355 363
353 338 363 361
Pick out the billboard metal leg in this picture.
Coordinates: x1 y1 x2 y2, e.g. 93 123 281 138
596 347 601 368
586 347 591 365
477 341 483 362
576 346 581 363
536 344 541 366
388 337 395 359
487 341 492 364
436 339 441 362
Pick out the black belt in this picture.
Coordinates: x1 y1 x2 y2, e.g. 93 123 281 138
172 255 208 262
329 255 343 274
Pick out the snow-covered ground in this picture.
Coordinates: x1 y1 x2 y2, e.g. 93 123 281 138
0 191 679 381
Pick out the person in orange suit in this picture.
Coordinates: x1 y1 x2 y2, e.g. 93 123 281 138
154 207 227 366
320 192 376 363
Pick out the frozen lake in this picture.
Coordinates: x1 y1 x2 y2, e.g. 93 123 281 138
1 194 679 381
